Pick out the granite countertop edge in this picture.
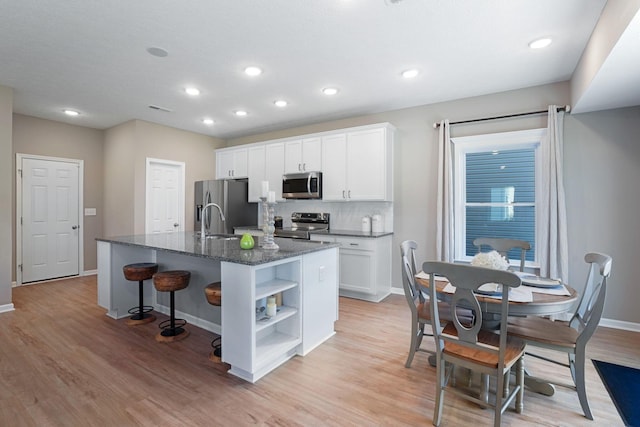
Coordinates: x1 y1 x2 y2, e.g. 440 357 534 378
96 232 340 266
313 229 394 238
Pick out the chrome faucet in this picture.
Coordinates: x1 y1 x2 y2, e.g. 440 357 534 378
200 202 225 238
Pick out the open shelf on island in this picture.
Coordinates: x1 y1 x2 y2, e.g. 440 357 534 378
255 305 297 332
255 331 301 367
255 278 298 300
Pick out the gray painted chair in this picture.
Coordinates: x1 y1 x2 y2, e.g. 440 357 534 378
473 237 531 272
399 240 472 368
508 252 612 420
422 261 525 427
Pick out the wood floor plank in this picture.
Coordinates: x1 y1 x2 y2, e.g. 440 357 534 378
0 275 635 426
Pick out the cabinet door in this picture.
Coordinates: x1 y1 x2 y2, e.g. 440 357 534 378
321 133 347 201
265 143 285 200
233 148 248 178
339 248 375 294
346 128 386 200
247 146 266 202
284 139 303 174
216 150 234 179
301 137 321 172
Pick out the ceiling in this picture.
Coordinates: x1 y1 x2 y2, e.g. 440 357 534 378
1 0 637 140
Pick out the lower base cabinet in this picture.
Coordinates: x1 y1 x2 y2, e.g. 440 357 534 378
311 234 392 302
220 248 338 383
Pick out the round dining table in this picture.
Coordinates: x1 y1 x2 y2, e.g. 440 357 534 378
415 274 579 397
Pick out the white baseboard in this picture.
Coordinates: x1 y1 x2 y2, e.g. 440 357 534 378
0 303 15 314
11 281 17 288
83 269 97 276
389 286 640 332
600 318 640 333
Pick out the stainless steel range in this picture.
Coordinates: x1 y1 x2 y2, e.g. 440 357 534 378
274 212 330 240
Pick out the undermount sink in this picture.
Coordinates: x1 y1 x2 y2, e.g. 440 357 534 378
203 233 239 241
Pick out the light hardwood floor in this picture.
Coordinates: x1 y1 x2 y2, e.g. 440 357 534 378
1 275 637 426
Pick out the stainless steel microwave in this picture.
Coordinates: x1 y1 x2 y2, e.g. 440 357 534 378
282 172 322 199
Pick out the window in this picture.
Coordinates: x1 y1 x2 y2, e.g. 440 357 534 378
452 128 546 266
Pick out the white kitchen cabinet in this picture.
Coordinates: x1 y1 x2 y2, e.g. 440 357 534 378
216 147 248 179
222 257 302 383
310 234 392 302
265 142 285 200
321 124 394 201
247 145 266 202
284 137 321 173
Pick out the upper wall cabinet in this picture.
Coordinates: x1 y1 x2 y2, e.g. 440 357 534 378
284 137 321 174
322 124 394 202
247 145 266 201
216 147 248 179
246 143 285 202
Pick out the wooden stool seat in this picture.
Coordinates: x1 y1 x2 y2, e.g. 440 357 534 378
204 282 222 361
122 262 158 326
123 263 158 282
153 270 191 343
204 282 222 306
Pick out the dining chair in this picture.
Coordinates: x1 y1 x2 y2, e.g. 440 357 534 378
422 261 525 427
399 241 473 368
507 252 612 420
473 237 531 272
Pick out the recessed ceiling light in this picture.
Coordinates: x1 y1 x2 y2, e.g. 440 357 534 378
146 46 168 57
235 110 248 117
529 37 552 49
274 100 288 107
322 87 339 96
203 118 214 125
244 66 262 76
63 109 79 116
401 69 419 79
185 87 200 96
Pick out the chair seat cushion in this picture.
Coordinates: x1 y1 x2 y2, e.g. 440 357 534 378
507 316 578 348
442 323 525 369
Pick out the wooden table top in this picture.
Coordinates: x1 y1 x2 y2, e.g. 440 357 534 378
415 275 579 316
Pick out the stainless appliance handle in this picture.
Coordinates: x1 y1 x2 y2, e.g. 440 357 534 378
307 174 312 195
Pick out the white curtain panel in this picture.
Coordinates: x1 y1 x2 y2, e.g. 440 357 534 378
436 119 454 262
537 105 569 283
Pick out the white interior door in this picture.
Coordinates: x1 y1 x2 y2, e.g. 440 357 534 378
21 157 80 283
146 158 185 234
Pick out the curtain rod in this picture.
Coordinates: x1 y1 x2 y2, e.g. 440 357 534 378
432 105 570 129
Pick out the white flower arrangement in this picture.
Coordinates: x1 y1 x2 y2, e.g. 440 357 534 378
471 250 510 271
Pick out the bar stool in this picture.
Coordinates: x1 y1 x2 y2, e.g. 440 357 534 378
122 262 158 326
204 282 222 360
153 270 191 343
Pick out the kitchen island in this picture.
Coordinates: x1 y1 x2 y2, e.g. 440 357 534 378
97 232 340 383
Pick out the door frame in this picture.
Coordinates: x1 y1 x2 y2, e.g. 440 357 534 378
16 153 84 286
145 157 186 234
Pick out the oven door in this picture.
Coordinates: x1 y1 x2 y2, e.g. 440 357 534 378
282 172 322 199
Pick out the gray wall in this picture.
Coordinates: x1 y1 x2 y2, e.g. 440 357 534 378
227 81 639 325
12 114 104 277
0 85 13 308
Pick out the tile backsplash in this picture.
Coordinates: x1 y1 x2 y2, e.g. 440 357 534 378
268 200 394 232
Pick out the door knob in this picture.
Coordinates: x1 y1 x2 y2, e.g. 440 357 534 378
72 225 79 230
174 223 179 227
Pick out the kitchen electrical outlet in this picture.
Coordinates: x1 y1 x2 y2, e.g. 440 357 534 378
318 265 325 281
84 208 96 216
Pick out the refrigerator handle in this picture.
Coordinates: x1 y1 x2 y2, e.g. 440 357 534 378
196 204 202 222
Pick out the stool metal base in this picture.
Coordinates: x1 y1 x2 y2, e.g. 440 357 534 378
156 328 190 343
126 312 156 326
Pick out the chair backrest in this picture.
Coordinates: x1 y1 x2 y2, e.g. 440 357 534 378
571 252 612 344
473 237 531 272
400 240 424 311
422 261 521 368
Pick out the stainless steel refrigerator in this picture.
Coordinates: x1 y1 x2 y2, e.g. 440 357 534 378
194 179 258 235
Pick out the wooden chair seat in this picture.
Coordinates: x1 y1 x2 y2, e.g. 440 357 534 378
508 316 578 348
442 323 525 369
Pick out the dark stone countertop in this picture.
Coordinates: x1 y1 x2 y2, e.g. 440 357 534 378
311 229 394 238
97 232 339 266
